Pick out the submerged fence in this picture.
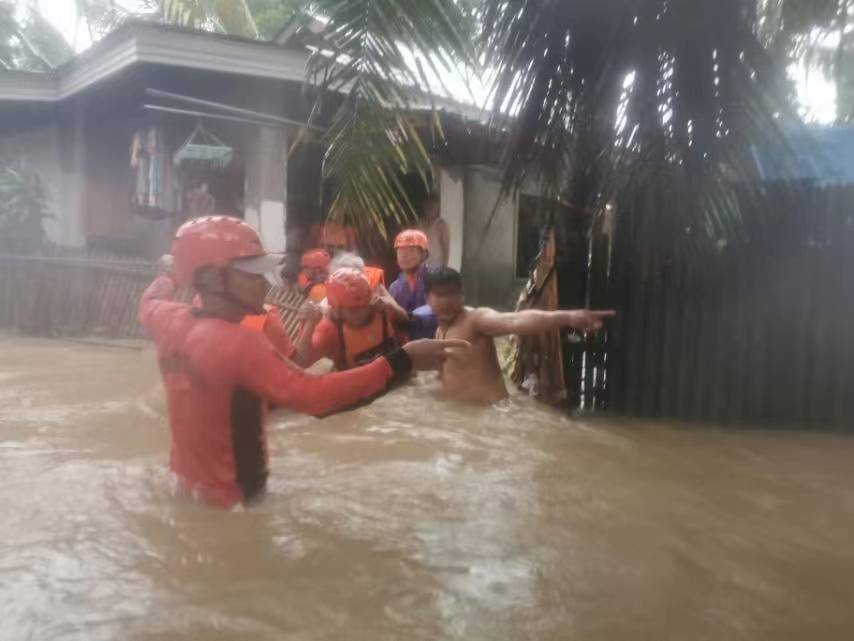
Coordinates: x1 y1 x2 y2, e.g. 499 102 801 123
0 254 159 338
0 254 306 340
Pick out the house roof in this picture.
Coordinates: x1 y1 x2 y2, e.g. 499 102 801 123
0 18 491 122
752 125 854 186
0 21 310 103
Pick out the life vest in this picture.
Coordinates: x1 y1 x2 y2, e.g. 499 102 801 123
334 309 400 371
307 283 327 302
298 272 328 302
364 266 386 290
240 305 295 358
241 311 267 332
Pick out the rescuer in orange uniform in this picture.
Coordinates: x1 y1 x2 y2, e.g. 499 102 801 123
138 216 468 508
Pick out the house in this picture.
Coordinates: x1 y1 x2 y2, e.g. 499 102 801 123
0 20 566 309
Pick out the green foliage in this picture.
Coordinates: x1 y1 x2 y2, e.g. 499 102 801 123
481 0 794 267
305 0 473 241
760 0 854 122
0 164 53 252
0 1 72 70
162 0 259 38
74 0 159 40
246 0 303 39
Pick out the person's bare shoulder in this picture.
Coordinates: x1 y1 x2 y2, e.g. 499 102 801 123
443 307 475 337
465 307 498 335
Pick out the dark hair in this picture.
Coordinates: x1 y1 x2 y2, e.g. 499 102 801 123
424 266 462 293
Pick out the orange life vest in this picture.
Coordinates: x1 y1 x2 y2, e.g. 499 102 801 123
241 312 266 332
240 306 294 358
364 266 386 290
298 272 328 302
334 309 400 371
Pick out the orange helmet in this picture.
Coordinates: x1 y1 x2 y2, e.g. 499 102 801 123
326 267 372 309
394 229 429 252
301 248 331 269
172 216 268 287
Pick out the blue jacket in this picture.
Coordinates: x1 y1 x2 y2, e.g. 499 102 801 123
410 304 438 340
388 266 428 314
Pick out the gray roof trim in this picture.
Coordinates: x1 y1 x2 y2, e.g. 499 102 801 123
0 23 309 103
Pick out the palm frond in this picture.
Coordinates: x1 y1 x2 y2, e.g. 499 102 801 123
305 0 473 242
75 0 158 40
0 2 71 71
162 0 259 38
0 160 52 252
482 0 795 266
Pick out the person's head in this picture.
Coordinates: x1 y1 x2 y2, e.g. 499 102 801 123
425 266 464 323
301 248 331 283
394 229 429 272
321 241 347 256
172 216 282 318
319 221 352 256
326 267 375 327
329 251 366 273
422 195 440 223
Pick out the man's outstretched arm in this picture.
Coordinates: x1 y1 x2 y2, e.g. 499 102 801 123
474 308 616 337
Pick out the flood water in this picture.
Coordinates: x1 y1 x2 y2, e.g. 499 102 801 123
2 336 854 641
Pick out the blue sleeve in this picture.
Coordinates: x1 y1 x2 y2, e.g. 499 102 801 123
388 278 403 302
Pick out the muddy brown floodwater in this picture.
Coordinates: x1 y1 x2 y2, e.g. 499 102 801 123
2 336 854 641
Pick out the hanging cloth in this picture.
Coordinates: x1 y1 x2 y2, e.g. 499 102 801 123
173 121 233 169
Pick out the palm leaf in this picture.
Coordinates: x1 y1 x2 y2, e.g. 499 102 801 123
0 2 71 71
304 0 474 242
482 0 796 268
162 0 259 38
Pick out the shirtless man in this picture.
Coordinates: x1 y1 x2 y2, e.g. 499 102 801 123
426 267 615 403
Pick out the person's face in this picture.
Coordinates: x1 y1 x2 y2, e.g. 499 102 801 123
427 284 463 323
396 246 425 271
224 268 269 313
197 266 268 314
336 305 374 328
304 266 327 282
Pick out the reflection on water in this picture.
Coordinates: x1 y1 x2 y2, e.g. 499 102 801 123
1 337 854 641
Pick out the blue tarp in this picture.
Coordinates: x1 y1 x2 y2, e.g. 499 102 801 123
752 125 854 186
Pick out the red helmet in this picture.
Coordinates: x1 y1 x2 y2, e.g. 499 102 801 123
301 248 331 269
326 267 372 309
394 229 429 251
172 216 267 287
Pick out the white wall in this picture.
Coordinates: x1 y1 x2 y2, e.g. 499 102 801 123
439 166 464 269
461 166 521 309
243 94 288 252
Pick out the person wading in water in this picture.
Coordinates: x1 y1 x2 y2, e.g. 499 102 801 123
138 216 468 508
426 267 614 404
